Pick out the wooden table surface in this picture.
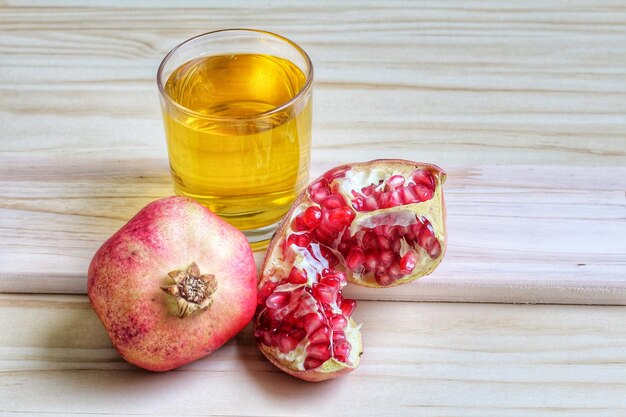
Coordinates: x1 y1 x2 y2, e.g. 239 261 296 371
1 1 625 416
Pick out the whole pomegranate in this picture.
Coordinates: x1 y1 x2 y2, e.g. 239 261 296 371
88 196 257 371
254 159 446 381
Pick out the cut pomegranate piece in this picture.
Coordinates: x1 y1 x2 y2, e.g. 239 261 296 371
254 159 446 382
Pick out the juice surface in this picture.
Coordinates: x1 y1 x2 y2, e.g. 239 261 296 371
163 54 311 230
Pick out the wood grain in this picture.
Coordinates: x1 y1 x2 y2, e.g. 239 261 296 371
1 160 625 304
0 294 625 416
1 1 625 304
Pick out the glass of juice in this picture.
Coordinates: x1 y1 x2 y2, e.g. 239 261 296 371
157 29 313 248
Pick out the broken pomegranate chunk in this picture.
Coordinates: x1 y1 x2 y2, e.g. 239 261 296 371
255 159 446 381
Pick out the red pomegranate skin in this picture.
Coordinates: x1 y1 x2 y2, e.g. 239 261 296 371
88 196 257 371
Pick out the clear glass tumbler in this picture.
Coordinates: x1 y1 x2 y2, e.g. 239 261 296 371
157 29 313 248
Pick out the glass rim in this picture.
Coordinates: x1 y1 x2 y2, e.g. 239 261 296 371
156 28 314 122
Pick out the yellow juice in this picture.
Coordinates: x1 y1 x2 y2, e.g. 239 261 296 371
162 53 312 230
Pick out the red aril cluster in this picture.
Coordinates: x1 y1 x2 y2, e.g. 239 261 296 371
255 267 357 371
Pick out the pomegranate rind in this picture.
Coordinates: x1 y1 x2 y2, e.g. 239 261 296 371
88 196 257 372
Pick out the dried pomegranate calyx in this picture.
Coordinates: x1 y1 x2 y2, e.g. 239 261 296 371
161 262 217 318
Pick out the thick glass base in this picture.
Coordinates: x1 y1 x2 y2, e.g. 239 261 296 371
242 220 281 251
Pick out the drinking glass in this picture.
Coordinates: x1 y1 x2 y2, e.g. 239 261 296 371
157 29 313 248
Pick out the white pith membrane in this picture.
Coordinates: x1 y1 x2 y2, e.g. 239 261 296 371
255 161 445 375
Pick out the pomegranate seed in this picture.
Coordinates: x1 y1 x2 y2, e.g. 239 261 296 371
361 184 376 196
311 187 331 204
362 232 377 250
277 334 299 353
345 246 364 270
379 191 391 209
377 235 391 250
319 246 339 267
428 239 442 258
340 299 357 317
292 214 307 232
391 239 401 252
308 178 329 193
383 225 395 239
364 250 378 270
255 329 273 346
324 166 348 181
328 207 355 226
389 189 403 207
418 225 435 251
379 249 394 266
320 210 339 232
304 357 324 370
290 328 307 341
257 281 276 305
411 219 424 233
334 354 348 363
279 320 293 333
321 195 345 210
287 232 311 248
321 275 342 289
388 262 402 278
412 184 434 202
266 292 290 310
401 185 419 204
365 196 379 211
411 169 435 189
322 268 347 284
375 272 394 286
333 340 352 363
322 303 334 317
313 225 335 245
386 175 405 189
287 267 308 284
329 314 348 331
302 206 322 228
304 312 325 334
352 198 365 211
313 283 337 304
307 343 332 361
332 330 346 342
400 251 417 273
308 325 331 344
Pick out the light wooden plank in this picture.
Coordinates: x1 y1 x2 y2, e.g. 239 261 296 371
0 163 624 304
0 294 625 416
